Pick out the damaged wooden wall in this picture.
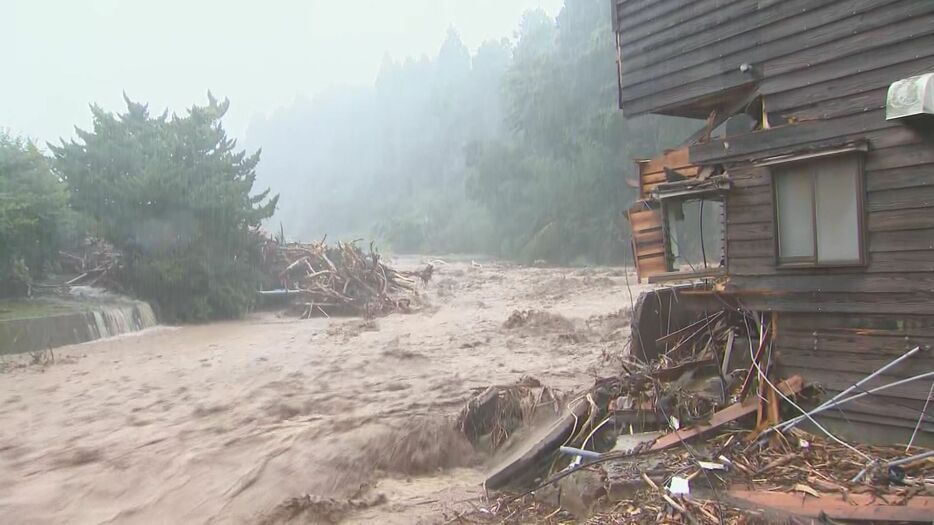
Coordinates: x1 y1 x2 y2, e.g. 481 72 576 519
613 0 934 443
611 0 934 117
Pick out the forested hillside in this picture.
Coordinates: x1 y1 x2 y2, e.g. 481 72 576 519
247 0 689 263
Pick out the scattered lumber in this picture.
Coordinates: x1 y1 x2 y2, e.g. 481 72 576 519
261 238 428 318
59 237 121 288
649 375 804 452
466 304 934 524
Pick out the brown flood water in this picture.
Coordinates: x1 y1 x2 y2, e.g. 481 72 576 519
0 260 646 524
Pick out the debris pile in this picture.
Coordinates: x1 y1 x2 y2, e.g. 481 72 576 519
262 239 428 318
458 376 563 452
461 309 934 524
59 237 121 288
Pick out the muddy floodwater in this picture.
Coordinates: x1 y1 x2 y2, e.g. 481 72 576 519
0 260 646 524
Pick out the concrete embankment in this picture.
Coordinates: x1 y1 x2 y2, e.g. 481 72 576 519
0 295 157 355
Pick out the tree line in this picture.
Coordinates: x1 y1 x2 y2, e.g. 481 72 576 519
1 95 277 321
0 0 690 321
247 0 689 264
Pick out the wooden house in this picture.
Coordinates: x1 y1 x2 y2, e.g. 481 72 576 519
612 0 934 444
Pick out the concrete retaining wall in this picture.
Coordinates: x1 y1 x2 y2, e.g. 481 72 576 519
0 301 157 355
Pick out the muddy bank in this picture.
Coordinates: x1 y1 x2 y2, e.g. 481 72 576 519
0 260 646 524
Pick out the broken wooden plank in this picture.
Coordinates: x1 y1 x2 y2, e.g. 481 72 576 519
725 489 934 522
484 396 592 490
655 311 725 345
649 375 804 452
651 358 717 382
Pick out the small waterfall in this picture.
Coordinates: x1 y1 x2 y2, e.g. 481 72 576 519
91 310 109 339
136 302 158 330
82 301 158 342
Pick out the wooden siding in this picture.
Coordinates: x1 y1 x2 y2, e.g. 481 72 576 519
612 0 934 117
774 313 934 444
613 0 934 439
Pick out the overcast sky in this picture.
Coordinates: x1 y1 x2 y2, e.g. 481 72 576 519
1 0 563 146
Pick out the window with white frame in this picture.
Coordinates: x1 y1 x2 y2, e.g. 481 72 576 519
772 153 865 266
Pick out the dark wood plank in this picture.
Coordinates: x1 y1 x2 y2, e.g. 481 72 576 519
623 0 920 90
777 365 934 402
732 290 934 315
761 18 934 94
622 71 754 118
868 186 934 213
614 0 689 35
727 273 934 294
620 0 847 73
869 207 934 233
781 88 887 122
867 164 934 192
691 110 891 165
731 173 770 189
726 206 772 226
780 311 934 333
726 222 772 241
869 249 934 272
728 250 934 275
767 54 934 113
727 188 771 207
727 239 774 258
802 390 933 423
778 331 934 358
869 229 934 253
818 409 934 437
613 0 674 27
867 144 934 172
620 0 830 83
620 0 922 105
727 256 775 275
617 0 753 49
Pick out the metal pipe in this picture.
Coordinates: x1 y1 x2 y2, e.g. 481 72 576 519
256 289 299 297
559 446 602 460
851 449 934 483
906 380 934 451
784 370 934 431
888 449 934 467
781 346 923 431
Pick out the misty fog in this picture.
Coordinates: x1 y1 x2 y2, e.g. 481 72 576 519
3 0 692 266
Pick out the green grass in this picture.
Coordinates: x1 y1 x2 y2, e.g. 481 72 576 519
0 298 86 321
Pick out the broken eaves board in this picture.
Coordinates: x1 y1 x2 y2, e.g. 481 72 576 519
627 201 667 282
725 489 934 522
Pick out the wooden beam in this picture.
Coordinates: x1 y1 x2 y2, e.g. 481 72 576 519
725 489 934 522
649 375 804 451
